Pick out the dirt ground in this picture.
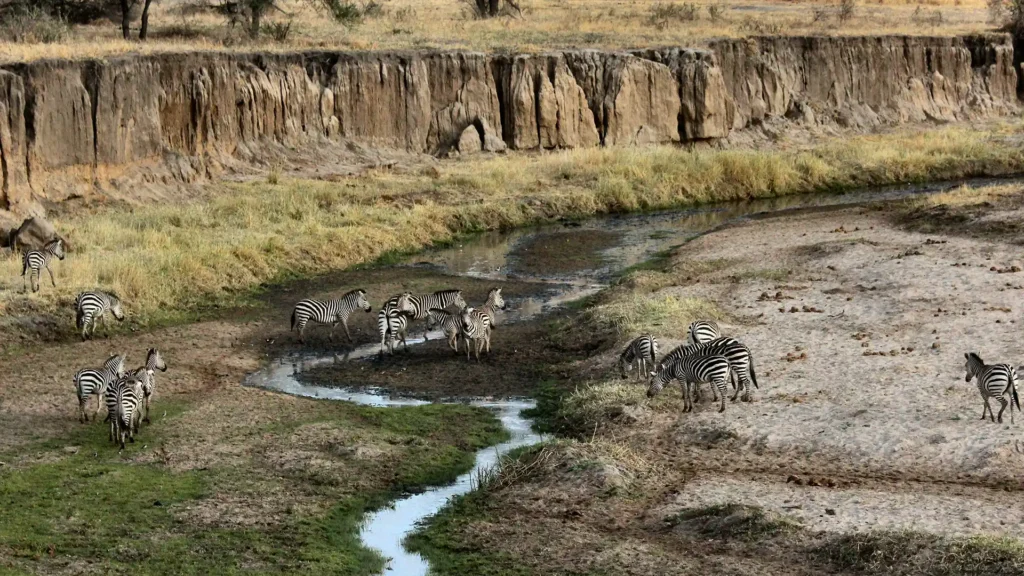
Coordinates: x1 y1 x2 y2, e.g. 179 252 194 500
413 185 1024 575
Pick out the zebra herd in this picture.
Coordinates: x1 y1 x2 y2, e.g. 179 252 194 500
74 348 168 449
619 319 759 413
290 287 507 360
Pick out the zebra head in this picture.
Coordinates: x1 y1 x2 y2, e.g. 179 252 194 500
148 348 168 372
395 292 417 315
618 348 635 380
487 287 506 310
356 289 372 312
425 308 445 330
965 352 984 382
104 353 127 377
646 369 670 399
46 238 66 260
108 294 126 321
451 290 467 311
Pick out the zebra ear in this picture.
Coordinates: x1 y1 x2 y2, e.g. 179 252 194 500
964 353 970 360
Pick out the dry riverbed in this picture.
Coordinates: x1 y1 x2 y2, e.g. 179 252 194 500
412 183 1024 575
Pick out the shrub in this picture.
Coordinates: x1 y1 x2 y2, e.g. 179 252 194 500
648 2 700 29
838 0 856 24
0 7 70 43
707 4 725 22
261 20 293 41
325 0 363 26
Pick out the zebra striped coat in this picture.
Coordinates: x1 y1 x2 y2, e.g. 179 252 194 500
965 352 1021 424
396 290 467 340
460 288 507 360
109 376 144 449
291 289 372 343
130 348 167 425
659 337 758 402
425 308 463 352
22 238 65 293
686 320 721 346
619 334 659 380
647 353 732 413
75 353 125 423
75 291 125 340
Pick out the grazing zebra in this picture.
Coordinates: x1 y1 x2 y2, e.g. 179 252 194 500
395 290 467 340
460 307 490 361
647 354 732 413
74 353 126 423
291 289 372 343
659 337 758 402
109 376 144 449
22 238 65 293
619 334 659 380
686 319 721 346
130 348 168 425
425 308 463 352
75 291 125 340
965 352 1021 424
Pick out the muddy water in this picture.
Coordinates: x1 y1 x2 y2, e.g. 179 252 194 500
245 178 1006 575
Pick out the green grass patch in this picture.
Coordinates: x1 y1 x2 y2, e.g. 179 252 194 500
0 397 509 574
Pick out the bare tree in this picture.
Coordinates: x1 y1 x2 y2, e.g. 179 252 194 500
139 0 153 39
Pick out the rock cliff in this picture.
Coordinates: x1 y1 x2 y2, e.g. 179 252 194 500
0 34 1016 215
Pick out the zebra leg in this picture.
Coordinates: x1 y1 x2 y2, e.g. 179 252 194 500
297 322 306 344
328 322 336 342
46 265 56 288
144 396 151 424
717 380 727 413
983 396 994 422
998 397 1008 424
78 397 87 423
343 320 353 343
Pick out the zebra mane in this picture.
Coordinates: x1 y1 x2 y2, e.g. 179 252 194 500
966 352 983 364
105 291 121 303
343 288 366 298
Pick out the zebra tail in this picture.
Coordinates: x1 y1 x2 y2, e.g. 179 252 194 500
290 308 297 332
749 354 759 389
75 307 85 330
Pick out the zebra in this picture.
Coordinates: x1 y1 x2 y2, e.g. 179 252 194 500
22 238 65 293
109 376 144 449
425 308 463 352
378 293 413 356
460 307 490 361
291 289 372 343
965 352 1021 424
75 291 125 340
74 353 126 423
659 337 758 402
395 290 467 339
686 319 721 346
459 288 507 359
619 334 659 380
130 348 167 425
647 354 732 413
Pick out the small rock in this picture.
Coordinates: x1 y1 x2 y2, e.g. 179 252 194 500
825 508 836 516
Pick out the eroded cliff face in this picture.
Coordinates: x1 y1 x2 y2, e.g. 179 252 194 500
0 34 1017 215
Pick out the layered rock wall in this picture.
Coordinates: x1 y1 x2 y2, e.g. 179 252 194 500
0 34 1016 214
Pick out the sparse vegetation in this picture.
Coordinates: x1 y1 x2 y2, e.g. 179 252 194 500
816 531 1024 575
669 504 802 540
0 6 70 43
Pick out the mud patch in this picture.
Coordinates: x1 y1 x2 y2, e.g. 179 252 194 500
507 229 623 277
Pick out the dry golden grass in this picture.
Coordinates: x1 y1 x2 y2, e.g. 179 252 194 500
0 0 996 63
0 122 1020 327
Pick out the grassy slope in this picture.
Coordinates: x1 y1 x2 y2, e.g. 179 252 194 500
3 124 1022 344
0 397 508 575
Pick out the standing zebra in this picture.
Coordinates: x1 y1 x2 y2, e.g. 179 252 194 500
619 334 659 380
686 319 721 346
460 307 490 361
22 238 65 293
74 353 126 423
395 290 467 338
659 337 758 402
291 289 372 343
130 348 167 425
425 308 463 352
965 352 1021 424
75 291 125 340
459 288 507 359
378 293 413 357
647 353 732 413
109 376 144 449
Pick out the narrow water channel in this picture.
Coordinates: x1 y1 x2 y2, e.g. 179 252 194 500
243 178 1009 575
